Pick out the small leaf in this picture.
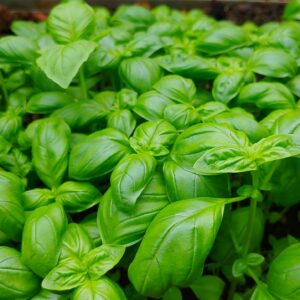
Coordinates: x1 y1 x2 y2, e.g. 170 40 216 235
111 153 156 212
42 257 87 291
83 245 125 280
232 258 247 278
246 253 265 266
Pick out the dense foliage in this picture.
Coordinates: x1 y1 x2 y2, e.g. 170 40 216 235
0 0 300 299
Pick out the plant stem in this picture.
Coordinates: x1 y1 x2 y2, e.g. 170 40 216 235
241 171 259 257
0 69 8 105
227 280 238 300
79 67 88 100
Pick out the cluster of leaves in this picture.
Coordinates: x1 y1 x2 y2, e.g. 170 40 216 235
0 0 300 299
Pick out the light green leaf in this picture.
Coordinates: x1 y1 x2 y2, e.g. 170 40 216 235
83 245 125 280
37 40 96 88
0 36 38 65
0 247 40 299
72 277 127 300
42 256 87 291
47 1 95 43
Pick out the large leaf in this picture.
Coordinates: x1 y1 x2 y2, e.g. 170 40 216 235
128 198 224 297
42 256 87 291
98 173 169 246
37 40 96 88
0 170 25 241
56 181 102 213
47 1 95 43
163 160 230 201
248 48 297 78
171 123 250 169
69 128 133 180
0 36 38 65
238 82 296 110
111 153 156 212
21 203 67 277
267 243 300 300
32 117 71 188
72 277 127 300
60 223 93 260
0 247 40 299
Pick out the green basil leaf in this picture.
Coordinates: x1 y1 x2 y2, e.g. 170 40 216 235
98 173 169 246
128 198 224 298
56 181 101 213
42 256 87 291
153 75 196 103
27 92 75 114
7 89 28 116
37 40 97 89
283 0 300 20
47 1 95 43
130 120 177 156
260 109 291 131
61 223 93 260
31 289 70 300
117 88 138 109
268 157 300 207
162 287 182 300
248 48 297 78
119 57 162 93
11 20 46 39
197 101 229 121
107 109 136 137
272 109 300 135
0 36 38 65
72 277 127 300
267 243 300 300
163 103 201 130
83 245 125 279
251 284 277 300
80 213 101 247
22 188 55 211
111 153 156 212
69 128 133 180
32 117 71 188
156 54 219 80
52 100 105 130
171 123 250 169
0 112 22 142
253 134 300 165
112 5 154 29
211 207 265 264
208 107 269 142
238 82 296 110
287 74 300 97
0 247 40 299
212 71 246 104
125 34 163 57
0 171 25 241
193 146 257 174
163 160 230 201
133 91 174 121
190 275 225 300
196 24 248 55
21 203 67 277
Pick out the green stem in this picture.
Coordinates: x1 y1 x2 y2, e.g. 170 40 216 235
227 280 238 300
247 268 262 286
241 171 259 257
79 68 88 100
0 69 8 104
